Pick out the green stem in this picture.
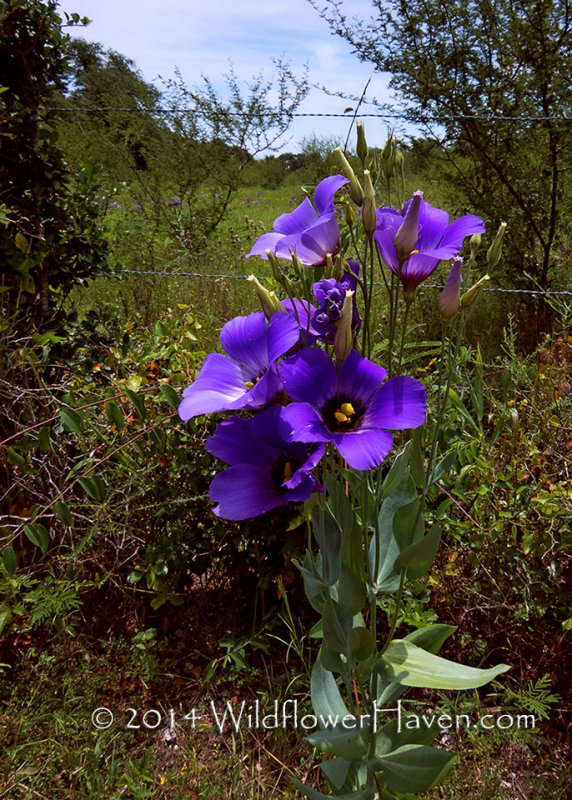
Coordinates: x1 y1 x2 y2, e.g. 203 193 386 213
397 296 413 375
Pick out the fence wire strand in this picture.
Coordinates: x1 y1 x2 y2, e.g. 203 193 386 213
117 269 571 296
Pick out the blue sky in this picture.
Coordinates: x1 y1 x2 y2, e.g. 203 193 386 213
56 0 417 153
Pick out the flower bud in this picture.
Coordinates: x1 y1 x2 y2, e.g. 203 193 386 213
343 202 354 228
291 253 304 278
486 222 507 270
334 147 363 205
333 255 344 282
439 256 463 321
469 233 481 260
247 275 283 319
394 190 423 264
265 249 283 282
356 122 368 167
460 274 490 310
334 290 355 367
325 253 334 279
362 170 377 237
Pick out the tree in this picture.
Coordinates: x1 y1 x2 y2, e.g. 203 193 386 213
0 0 112 325
312 0 571 289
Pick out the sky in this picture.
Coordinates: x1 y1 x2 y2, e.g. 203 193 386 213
56 0 417 154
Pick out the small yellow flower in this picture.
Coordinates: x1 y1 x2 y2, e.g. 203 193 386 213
160 776 167 785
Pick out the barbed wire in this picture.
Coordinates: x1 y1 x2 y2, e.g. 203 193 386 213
42 106 571 122
118 269 572 296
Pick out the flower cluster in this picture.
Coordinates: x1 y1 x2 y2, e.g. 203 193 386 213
179 174 484 520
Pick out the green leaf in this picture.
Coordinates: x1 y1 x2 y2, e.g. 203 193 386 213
403 624 457 655
105 400 125 432
428 451 456 487
24 523 49 555
290 776 373 800
381 442 411 498
375 744 456 793
6 447 27 467
307 724 369 759
393 523 441 579
53 501 73 527
392 497 423 552
0 605 12 634
77 475 105 501
380 640 510 689
38 426 53 452
312 505 342 586
322 596 352 654
311 657 349 722
320 757 351 791
125 388 146 420
347 627 374 662
369 475 417 592
2 545 17 575
159 384 180 411
59 407 84 436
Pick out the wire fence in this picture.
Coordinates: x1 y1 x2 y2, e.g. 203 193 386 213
117 269 572 297
44 107 571 123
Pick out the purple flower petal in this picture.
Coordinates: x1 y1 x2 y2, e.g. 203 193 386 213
334 428 394 470
245 232 284 259
274 197 318 235
338 349 388 404
313 175 349 216
178 354 249 420
219 312 268 375
266 311 301 362
276 214 341 266
206 416 278 466
365 376 427 430
209 464 287 520
416 201 449 251
281 402 333 443
280 347 337 407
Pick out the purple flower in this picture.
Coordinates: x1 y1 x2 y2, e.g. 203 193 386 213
169 198 182 207
206 407 324 520
246 175 349 267
178 311 300 421
374 193 485 298
280 348 427 470
439 256 463 321
312 262 361 344
134 204 142 210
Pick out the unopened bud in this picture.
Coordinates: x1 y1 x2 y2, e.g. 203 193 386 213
266 250 283 282
439 256 463 321
486 222 507 269
334 290 355 366
325 253 334 279
291 253 304 278
356 123 368 167
334 148 363 205
247 275 283 319
344 202 355 228
333 255 344 282
362 170 377 237
469 233 481 260
460 274 490 310
394 191 423 264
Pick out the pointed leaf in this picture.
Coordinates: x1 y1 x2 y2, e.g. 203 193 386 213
290 776 373 800
53 501 73 527
380 640 510 689
159 384 180 411
59 407 83 436
24 523 49 555
381 442 411 499
375 744 456 793
394 523 441 578
404 624 457 655
77 475 105 501
311 657 349 722
2 546 17 575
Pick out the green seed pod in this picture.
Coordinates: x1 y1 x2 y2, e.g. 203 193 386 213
486 222 507 270
362 170 377 237
460 274 490 309
247 275 283 319
356 122 368 168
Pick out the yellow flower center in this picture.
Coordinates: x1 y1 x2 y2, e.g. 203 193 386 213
334 402 356 424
